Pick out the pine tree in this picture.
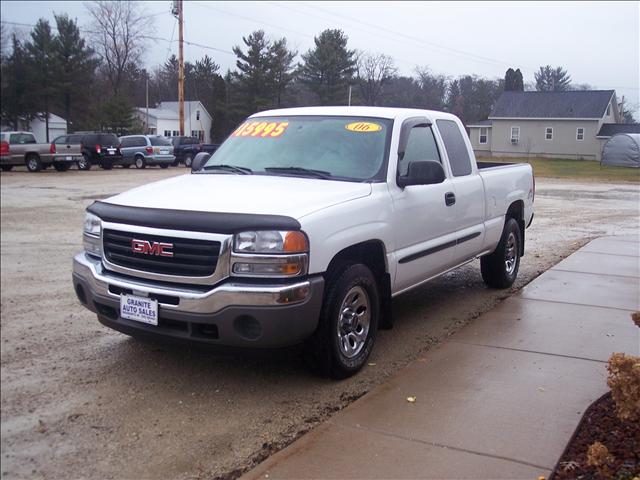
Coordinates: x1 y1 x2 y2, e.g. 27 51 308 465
232 30 273 113
53 13 98 131
534 65 571 91
1 35 37 130
25 19 57 141
298 29 356 105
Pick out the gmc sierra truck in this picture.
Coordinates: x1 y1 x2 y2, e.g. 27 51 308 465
72 107 534 378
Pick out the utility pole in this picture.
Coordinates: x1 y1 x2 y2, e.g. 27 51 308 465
145 76 149 134
176 0 185 136
348 85 352 106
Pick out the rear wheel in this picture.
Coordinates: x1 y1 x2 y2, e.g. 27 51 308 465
25 154 42 172
160 163 169 169
304 262 379 379
184 154 193 168
101 160 113 170
134 156 146 169
1 165 13 172
481 217 521 289
53 162 70 172
78 154 91 170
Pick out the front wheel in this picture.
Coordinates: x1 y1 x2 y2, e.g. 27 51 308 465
304 262 379 379
481 218 521 289
26 154 42 172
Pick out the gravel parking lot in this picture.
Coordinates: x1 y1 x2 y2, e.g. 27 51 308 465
1 168 638 480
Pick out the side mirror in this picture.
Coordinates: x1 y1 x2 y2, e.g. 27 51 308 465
191 152 211 173
397 160 445 188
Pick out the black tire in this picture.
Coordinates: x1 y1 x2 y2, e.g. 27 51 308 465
304 262 379 379
134 156 146 169
101 160 113 170
53 162 70 172
78 154 91 170
481 217 521 289
25 154 42 172
160 163 169 169
1 165 13 172
184 154 193 168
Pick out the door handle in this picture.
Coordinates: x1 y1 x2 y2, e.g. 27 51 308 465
445 192 456 206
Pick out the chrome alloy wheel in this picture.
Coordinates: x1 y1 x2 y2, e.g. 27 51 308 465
336 286 371 358
504 232 517 275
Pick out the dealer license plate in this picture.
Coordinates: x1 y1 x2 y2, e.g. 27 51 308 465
120 294 158 326
107 148 116 155
160 149 169 155
65 156 72 161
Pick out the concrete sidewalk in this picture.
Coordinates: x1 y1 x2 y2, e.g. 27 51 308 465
243 236 640 480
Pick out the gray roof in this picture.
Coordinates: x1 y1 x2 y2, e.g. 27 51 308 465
467 119 493 127
597 123 640 137
490 90 614 119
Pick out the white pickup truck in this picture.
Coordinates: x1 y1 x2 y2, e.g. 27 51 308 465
73 107 534 378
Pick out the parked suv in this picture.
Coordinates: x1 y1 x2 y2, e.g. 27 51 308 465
119 135 175 169
170 136 201 167
76 133 123 170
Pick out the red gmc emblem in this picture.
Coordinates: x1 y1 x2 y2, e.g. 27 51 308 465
131 239 174 257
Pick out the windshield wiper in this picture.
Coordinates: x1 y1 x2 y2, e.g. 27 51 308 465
202 164 252 175
264 166 332 179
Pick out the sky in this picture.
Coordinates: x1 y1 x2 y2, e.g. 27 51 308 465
1 1 639 116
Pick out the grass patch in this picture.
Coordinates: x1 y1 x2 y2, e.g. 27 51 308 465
478 157 640 183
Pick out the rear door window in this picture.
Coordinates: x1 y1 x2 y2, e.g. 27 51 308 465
398 126 441 176
53 136 68 145
20 133 37 144
9 134 21 143
120 137 134 148
81 134 99 146
149 136 172 146
436 120 472 177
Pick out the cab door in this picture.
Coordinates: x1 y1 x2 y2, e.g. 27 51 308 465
390 119 458 293
435 119 486 263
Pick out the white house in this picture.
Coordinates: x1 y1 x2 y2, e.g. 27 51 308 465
1 113 67 143
136 101 213 143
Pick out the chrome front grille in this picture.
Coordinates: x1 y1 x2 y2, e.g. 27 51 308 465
103 229 221 277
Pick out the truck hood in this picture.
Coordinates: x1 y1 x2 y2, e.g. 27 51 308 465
104 173 372 220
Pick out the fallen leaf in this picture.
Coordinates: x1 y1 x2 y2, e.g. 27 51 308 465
406 396 417 403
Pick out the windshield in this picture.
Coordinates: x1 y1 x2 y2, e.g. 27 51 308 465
150 136 172 146
203 116 393 181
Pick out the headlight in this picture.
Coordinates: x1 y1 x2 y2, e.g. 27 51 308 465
83 212 101 237
234 231 308 254
232 230 309 277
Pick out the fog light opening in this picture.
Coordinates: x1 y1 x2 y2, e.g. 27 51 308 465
233 315 262 341
74 283 87 305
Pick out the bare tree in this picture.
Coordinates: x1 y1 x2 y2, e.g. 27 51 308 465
86 0 154 95
356 53 396 105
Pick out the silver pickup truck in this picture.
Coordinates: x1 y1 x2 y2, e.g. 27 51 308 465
0 131 78 172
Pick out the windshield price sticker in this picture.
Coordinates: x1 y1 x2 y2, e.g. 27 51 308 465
233 121 289 138
345 121 383 133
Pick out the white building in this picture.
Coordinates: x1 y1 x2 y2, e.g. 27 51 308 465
1 113 67 143
136 101 213 143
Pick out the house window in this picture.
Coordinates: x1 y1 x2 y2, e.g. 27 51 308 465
173 130 179 137
576 128 585 141
606 104 611 116
479 127 488 145
196 110 200 120
510 126 520 144
164 130 171 137
191 130 204 141
545 127 553 140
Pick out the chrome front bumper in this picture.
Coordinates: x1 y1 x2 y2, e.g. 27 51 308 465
72 252 324 347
